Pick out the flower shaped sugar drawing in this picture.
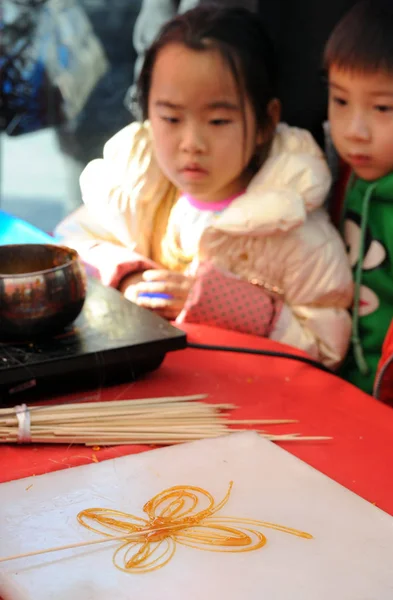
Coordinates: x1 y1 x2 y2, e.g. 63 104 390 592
77 482 312 573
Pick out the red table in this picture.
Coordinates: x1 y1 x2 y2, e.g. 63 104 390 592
1 324 392 515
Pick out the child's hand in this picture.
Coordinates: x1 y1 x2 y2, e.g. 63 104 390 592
118 271 146 300
129 269 194 321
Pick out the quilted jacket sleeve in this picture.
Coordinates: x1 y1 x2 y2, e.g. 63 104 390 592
54 122 168 287
269 211 353 369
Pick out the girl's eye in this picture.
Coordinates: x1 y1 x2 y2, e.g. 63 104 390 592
332 96 347 107
374 104 393 113
161 116 180 124
210 119 232 126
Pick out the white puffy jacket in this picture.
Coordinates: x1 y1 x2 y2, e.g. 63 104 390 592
55 121 353 368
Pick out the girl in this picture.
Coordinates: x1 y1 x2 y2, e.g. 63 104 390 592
55 6 353 368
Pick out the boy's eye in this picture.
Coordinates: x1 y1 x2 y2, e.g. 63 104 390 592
332 96 347 107
210 118 232 126
374 104 393 113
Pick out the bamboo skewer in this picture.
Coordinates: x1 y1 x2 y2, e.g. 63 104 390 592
0 528 164 564
0 395 209 419
81 435 332 446
0 394 330 446
0 394 207 411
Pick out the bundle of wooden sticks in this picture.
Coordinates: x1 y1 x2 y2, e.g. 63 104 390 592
0 394 329 446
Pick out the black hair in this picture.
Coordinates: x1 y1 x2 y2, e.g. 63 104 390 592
324 0 393 74
136 5 277 135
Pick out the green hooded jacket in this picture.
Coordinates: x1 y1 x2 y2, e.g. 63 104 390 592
340 173 393 394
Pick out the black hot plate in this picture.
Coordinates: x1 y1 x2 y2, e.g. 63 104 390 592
0 278 186 405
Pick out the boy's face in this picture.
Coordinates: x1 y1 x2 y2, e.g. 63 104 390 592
328 66 393 181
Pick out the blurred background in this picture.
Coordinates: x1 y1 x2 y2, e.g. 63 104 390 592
1 0 142 233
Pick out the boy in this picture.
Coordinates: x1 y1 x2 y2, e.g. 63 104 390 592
325 0 393 394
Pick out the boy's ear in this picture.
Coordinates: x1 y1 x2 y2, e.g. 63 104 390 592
256 98 281 145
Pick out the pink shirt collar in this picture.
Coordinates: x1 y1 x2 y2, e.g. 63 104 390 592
183 190 244 212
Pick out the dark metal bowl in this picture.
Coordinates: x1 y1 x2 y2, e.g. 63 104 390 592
0 244 87 339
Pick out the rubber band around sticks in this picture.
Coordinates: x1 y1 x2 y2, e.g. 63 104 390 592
15 404 31 443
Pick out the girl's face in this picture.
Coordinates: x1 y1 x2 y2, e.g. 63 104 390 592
148 43 264 203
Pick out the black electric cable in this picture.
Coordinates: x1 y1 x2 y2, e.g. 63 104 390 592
186 342 334 375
